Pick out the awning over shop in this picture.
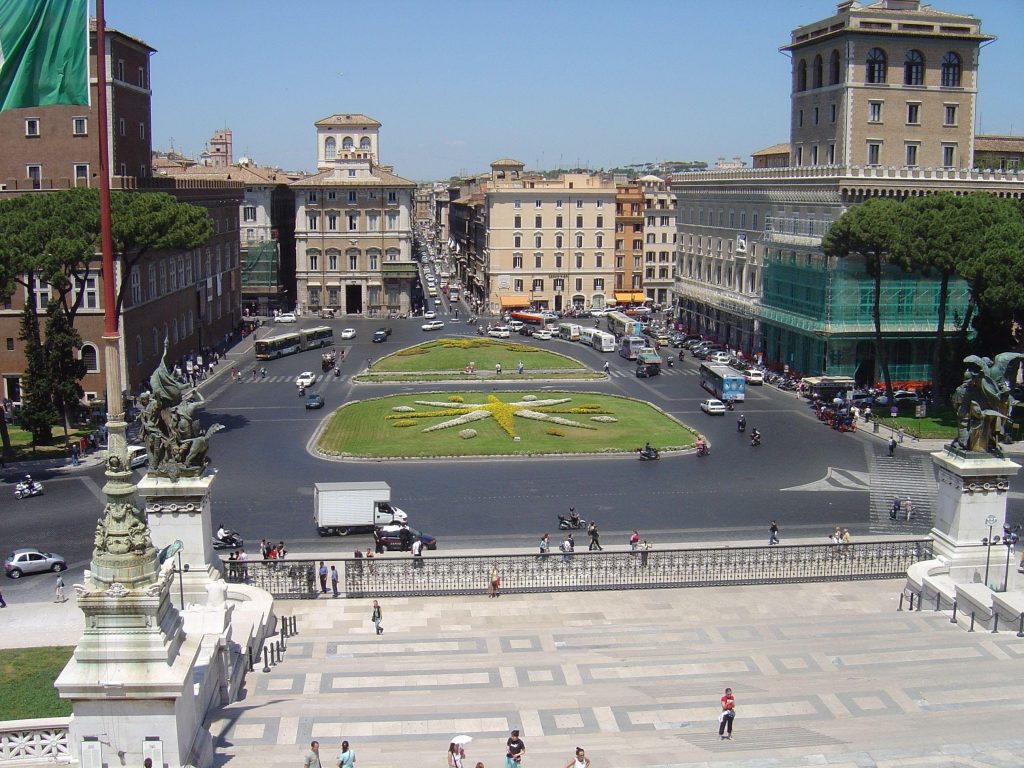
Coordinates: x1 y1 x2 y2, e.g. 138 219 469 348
499 295 531 308
614 292 647 303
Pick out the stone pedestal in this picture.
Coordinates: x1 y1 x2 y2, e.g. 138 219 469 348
137 474 221 606
56 566 212 768
931 449 1020 590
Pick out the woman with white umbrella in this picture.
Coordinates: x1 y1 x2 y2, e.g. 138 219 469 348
447 735 471 768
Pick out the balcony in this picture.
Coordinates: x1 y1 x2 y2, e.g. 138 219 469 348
763 216 834 247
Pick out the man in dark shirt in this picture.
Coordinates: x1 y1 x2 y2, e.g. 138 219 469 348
505 729 526 767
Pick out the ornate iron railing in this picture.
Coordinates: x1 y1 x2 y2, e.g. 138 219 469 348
223 540 931 599
222 560 318 599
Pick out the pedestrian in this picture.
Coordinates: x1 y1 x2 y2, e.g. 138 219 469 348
587 521 602 551
364 548 375 574
560 535 573 563
539 533 550 555
890 497 901 521
447 741 466 768
318 561 328 593
640 539 651 567
517 360 524 374
603 361 610 374
629 530 640 551
260 538 270 559
330 565 339 598
371 599 383 635
55 573 65 603
238 548 249 581
70 442 79 466
505 729 525 768
898 425 905 443
373 528 385 555
718 687 736 739
0 588 7 608
864 405 872 422
336 740 355 768
842 528 851 549
769 520 779 545
412 537 424 567
277 541 288 559
887 435 896 457
302 741 322 768
563 746 589 768
495 362 502 375
904 497 914 522
488 565 501 598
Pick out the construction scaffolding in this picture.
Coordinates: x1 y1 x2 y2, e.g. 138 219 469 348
241 241 280 288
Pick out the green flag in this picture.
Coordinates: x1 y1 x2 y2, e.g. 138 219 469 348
0 0 88 112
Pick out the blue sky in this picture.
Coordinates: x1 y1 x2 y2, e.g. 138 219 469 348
108 0 1024 181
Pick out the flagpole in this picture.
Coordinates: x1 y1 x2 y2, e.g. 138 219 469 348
94 0 123 434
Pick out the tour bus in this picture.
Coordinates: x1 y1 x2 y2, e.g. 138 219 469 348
254 332 302 360
618 336 647 360
607 311 644 339
699 362 747 402
509 311 556 331
591 330 616 352
557 323 582 342
300 326 334 350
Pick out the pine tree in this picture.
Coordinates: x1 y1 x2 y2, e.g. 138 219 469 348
44 299 86 443
17 303 58 444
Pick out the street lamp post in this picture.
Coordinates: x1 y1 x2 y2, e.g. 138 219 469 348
1001 525 1021 593
982 515 998 589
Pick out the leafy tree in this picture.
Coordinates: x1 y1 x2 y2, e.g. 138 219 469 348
44 299 87 443
822 197 904 398
17 303 58 444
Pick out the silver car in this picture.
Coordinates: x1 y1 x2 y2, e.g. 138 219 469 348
5 548 67 578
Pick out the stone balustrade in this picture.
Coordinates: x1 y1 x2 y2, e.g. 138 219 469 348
0 719 71 766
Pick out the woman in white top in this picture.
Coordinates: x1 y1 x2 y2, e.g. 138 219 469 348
447 742 465 768
563 747 590 768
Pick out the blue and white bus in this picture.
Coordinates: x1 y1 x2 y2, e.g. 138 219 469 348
618 336 648 360
699 362 746 402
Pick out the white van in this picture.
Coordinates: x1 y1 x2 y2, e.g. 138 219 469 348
126 444 149 469
557 323 582 341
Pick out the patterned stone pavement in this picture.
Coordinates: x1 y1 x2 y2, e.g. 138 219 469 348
207 579 1024 768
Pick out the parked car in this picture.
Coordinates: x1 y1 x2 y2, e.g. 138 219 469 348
340 328 356 340
5 548 66 578
421 320 445 331
710 352 732 364
296 371 317 388
744 369 764 385
531 329 552 340
488 326 511 338
274 313 297 324
700 398 727 415
376 525 438 551
305 392 325 410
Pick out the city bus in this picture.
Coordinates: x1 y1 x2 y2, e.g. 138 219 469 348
579 327 598 346
618 336 647 360
254 332 302 360
300 326 334 350
557 323 582 341
590 330 616 352
606 311 644 339
699 362 747 402
509 311 555 330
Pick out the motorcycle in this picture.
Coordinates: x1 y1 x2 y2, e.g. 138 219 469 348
637 446 660 461
726 399 735 411
211 528 244 550
696 442 710 457
678 350 685 361
737 417 746 433
557 515 587 531
334 367 341 378
14 479 43 499
667 358 674 368
751 432 762 447
298 385 306 396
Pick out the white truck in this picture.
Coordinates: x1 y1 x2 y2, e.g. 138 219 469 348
314 481 408 536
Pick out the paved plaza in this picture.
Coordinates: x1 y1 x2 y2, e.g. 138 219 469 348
205 576 1022 768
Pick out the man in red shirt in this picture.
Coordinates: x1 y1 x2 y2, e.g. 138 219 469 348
719 687 735 739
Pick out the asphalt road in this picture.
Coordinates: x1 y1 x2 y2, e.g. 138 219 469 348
1 309 885 597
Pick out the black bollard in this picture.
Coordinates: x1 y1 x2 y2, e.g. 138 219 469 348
248 646 254 673
1017 613 1024 638
292 616 298 635
969 612 976 632
916 591 923 611
950 598 958 624
935 593 941 611
898 593 905 612
276 640 282 661
991 613 999 633
281 620 289 639
908 593 915 611
270 643 278 666
262 646 270 673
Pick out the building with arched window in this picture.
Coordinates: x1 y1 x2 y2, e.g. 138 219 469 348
293 114 416 316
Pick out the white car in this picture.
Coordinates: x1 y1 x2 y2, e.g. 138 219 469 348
531 329 552 340
488 326 511 338
421 320 445 331
296 371 316 388
700 398 727 415
340 328 356 340
744 369 764 385
275 313 297 324
423 310 437 319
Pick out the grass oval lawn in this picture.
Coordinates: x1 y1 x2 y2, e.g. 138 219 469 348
369 337 588 373
316 391 698 458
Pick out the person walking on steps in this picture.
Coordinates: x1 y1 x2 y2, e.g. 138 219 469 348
888 435 897 457
371 599 383 635
718 687 736 739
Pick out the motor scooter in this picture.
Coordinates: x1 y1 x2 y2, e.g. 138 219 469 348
637 446 660 461
751 431 762 447
14 478 43 499
696 441 710 457
211 528 244 550
334 367 341 378
737 417 746 433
